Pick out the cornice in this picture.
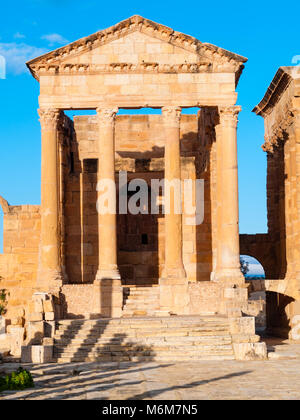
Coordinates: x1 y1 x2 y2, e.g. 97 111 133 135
30 62 216 77
253 67 294 117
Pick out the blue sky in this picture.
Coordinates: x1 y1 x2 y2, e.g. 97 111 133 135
0 0 299 252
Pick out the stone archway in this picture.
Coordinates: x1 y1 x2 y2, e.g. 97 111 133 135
241 254 266 332
240 254 265 279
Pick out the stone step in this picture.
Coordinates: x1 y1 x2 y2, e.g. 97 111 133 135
54 346 234 357
52 315 234 362
123 291 154 294
122 305 159 310
54 332 231 344
54 331 230 342
54 324 229 333
54 326 230 336
54 330 230 341
55 316 228 325
54 339 232 350
123 300 159 305
124 294 159 299
123 286 159 290
57 317 229 330
122 308 159 314
54 354 235 363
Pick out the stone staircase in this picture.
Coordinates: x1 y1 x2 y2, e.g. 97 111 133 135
53 316 235 363
122 285 160 317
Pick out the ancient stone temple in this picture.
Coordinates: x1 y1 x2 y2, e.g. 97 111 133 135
0 16 265 362
248 67 300 339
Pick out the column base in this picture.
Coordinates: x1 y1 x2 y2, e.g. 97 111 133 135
95 267 121 283
36 269 63 291
211 268 245 287
159 276 189 315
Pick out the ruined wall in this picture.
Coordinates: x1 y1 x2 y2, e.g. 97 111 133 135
251 69 300 339
64 113 213 285
0 205 40 322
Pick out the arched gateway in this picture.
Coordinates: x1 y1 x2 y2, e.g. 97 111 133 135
0 16 266 362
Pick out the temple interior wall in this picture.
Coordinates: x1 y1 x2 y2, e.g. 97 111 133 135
64 113 214 285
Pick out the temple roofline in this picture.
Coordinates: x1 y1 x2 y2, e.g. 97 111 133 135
252 66 296 116
26 15 247 82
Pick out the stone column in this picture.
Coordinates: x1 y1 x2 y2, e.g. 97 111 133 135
93 107 122 318
159 106 188 315
38 108 63 289
214 105 244 286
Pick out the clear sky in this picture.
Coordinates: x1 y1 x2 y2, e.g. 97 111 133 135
0 0 299 251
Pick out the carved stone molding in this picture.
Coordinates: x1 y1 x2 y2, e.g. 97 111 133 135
96 107 118 126
162 106 181 127
218 105 241 127
30 62 214 76
38 108 62 130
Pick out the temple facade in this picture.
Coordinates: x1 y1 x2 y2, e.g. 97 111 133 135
0 16 268 361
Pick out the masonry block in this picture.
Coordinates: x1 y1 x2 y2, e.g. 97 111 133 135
21 345 53 363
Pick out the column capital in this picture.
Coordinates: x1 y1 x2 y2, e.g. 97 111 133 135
38 108 62 130
218 105 241 127
96 107 118 126
162 106 182 127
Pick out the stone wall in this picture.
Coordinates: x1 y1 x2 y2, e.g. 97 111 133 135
64 113 214 285
0 204 40 322
252 67 300 339
61 284 95 318
188 282 223 315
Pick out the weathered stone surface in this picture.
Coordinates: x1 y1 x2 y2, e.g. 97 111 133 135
251 67 300 337
43 299 54 313
44 312 55 321
8 327 24 357
25 321 45 345
233 342 267 361
27 312 43 322
21 345 53 363
0 317 6 335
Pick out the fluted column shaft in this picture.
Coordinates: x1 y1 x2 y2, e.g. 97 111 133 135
95 107 120 282
38 108 63 286
215 105 244 285
161 106 186 279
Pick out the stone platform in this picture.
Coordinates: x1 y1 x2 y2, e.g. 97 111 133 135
51 315 264 363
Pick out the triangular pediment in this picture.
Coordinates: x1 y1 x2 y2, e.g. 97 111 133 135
27 15 247 80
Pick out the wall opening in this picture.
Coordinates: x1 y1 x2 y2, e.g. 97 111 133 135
241 254 266 333
240 255 265 279
117 182 160 286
